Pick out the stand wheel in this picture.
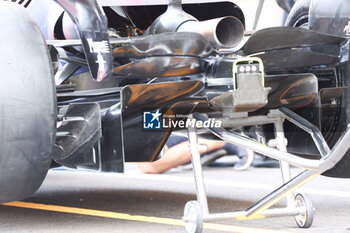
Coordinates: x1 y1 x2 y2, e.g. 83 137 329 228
183 201 203 233
294 193 314 228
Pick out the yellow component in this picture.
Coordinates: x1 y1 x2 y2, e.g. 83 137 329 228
232 57 265 90
2 201 289 233
248 173 319 219
235 214 266 220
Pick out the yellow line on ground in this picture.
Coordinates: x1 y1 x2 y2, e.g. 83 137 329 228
2 201 289 233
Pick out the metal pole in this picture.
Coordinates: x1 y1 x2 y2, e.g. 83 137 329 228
274 119 294 208
245 170 319 218
205 124 322 170
278 107 330 157
203 207 300 222
187 115 210 216
252 0 265 30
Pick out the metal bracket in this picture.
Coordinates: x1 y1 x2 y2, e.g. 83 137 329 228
183 107 350 231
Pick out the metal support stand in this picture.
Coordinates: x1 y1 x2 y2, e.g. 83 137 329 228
187 122 209 216
182 108 350 233
273 119 294 208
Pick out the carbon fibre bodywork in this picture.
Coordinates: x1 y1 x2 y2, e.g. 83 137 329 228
14 0 350 177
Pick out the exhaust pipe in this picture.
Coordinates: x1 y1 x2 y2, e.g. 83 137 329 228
177 16 244 48
146 0 244 49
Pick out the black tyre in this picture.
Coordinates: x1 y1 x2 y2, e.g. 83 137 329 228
286 0 350 178
0 2 56 202
285 0 310 27
324 59 350 178
276 0 294 13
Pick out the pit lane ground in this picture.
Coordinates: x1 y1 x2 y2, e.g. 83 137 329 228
0 165 350 233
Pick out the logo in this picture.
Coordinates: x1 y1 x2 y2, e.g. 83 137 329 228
87 38 110 72
87 38 110 54
143 109 162 129
143 109 222 130
344 21 350 36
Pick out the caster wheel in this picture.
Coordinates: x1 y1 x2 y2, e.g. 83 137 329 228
183 201 203 233
294 193 314 228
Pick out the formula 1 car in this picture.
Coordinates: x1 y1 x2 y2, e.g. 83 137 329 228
1 0 350 229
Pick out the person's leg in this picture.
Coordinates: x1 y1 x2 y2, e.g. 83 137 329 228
222 143 247 156
137 140 225 174
223 143 254 170
165 135 188 148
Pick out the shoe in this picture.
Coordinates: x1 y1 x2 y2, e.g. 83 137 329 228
233 149 254 171
251 154 280 168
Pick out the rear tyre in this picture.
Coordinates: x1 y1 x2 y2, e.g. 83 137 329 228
285 0 310 27
286 0 350 178
0 2 56 202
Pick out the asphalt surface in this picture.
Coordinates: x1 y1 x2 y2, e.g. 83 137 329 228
1 164 350 233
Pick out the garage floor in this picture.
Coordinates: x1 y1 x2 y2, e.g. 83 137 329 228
1 166 350 233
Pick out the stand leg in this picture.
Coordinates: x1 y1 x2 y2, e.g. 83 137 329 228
187 116 209 216
274 119 294 208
